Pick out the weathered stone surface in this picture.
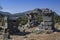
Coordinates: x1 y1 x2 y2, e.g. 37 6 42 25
3 33 9 40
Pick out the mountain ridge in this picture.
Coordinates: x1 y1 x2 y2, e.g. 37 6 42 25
0 8 59 17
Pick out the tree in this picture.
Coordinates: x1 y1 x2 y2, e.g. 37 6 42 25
19 16 28 25
54 16 60 23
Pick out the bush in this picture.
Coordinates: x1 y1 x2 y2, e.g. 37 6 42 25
46 30 53 34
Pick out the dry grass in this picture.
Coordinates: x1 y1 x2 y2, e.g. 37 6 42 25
0 25 60 40
11 27 60 40
9 32 60 40
0 32 60 40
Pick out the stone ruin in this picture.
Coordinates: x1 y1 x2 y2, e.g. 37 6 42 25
7 16 19 34
39 8 54 32
2 16 19 40
26 13 39 27
0 8 54 33
1 16 10 40
0 8 55 40
26 8 54 32
0 8 55 36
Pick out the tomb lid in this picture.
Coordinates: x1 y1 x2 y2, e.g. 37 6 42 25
8 17 19 20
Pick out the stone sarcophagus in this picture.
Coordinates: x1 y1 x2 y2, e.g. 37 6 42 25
7 17 19 33
41 8 54 31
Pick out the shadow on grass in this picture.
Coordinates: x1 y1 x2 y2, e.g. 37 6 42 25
53 28 60 32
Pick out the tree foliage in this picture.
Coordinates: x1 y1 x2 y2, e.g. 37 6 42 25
19 14 60 25
54 15 60 23
19 16 28 25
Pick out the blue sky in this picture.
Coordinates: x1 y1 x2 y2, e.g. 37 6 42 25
0 0 60 15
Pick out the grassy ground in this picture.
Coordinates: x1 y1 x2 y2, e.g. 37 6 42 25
0 26 60 40
9 32 60 40
0 32 60 40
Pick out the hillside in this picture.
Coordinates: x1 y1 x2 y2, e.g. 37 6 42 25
0 11 11 17
0 8 59 17
0 8 60 24
13 8 59 17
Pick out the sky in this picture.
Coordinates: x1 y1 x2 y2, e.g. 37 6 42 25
0 0 60 15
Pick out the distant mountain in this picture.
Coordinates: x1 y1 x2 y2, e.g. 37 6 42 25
13 8 42 17
13 8 59 17
0 8 59 17
0 11 12 17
